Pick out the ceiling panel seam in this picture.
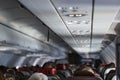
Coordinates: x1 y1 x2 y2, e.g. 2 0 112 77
90 0 95 52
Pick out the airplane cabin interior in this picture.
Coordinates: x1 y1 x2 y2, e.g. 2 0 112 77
0 0 120 80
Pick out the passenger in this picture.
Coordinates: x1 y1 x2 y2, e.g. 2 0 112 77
56 64 67 70
106 63 115 68
69 64 77 68
0 65 7 74
68 64 79 74
43 62 56 68
74 65 95 76
0 72 4 80
35 65 40 68
28 72 48 80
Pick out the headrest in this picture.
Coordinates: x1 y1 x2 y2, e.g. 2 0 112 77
100 63 107 67
17 67 30 72
105 68 115 75
18 67 57 75
37 68 57 75
104 68 116 79
67 76 100 80
56 64 67 70
108 63 115 67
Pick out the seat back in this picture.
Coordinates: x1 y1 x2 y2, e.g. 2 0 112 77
67 76 102 80
97 63 106 74
104 68 115 79
37 68 57 75
18 67 57 75
101 63 115 78
105 70 116 80
48 75 61 80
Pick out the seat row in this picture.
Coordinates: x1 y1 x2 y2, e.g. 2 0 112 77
0 63 103 80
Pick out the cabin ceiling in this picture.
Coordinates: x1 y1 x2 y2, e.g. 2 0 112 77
0 0 119 58
18 0 120 54
0 0 74 59
0 0 119 66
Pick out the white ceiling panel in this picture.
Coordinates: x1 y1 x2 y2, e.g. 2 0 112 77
0 9 47 41
18 0 76 36
19 0 93 53
91 0 120 51
19 0 120 55
19 0 78 50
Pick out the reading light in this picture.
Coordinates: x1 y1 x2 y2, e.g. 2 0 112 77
58 7 62 10
66 20 81 25
65 21 73 24
68 14 74 17
76 14 82 17
69 7 73 10
66 13 86 17
58 7 67 13
82 20 89 24
69 7 79 12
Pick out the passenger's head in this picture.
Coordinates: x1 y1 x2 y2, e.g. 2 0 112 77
79 64 87 70
0 66 7 74
74 66 95 76
56 64 67 70
43 62 56 68
69 64 77 68
82 67 94 74
107 63 115 67
28 73 48 80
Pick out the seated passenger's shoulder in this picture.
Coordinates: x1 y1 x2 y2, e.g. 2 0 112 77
28 72 48 80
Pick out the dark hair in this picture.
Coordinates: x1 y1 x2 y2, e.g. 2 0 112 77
43 62 56 68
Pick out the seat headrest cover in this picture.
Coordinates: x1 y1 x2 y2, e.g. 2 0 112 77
56 64 67 70
18 67 57 75
38 68 57 75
